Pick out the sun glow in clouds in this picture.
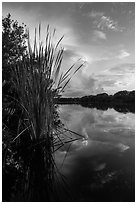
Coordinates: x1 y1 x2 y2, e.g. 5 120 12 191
2 2 135 96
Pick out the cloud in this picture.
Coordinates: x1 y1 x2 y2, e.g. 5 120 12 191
91 49 131 62
117 49 130 59
108 63 134 74
63 47 93 67
89 10 104 18
81 75 97 90
95 63 135 93
63 89 86 98
93 30 107 40
63 61 135 96
101 80 117 87
89 10 124 32
63 69 98 97
97 16 124 32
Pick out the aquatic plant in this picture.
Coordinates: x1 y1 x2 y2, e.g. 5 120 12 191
3 24 85 201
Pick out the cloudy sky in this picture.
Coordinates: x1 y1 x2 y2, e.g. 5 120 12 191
2 2 135 97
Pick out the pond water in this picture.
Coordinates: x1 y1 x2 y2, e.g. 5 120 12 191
55 105 135 202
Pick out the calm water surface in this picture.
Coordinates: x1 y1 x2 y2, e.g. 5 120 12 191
55 105 135 202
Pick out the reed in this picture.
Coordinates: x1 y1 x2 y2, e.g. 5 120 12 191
3 25 85 201
11 25 84 142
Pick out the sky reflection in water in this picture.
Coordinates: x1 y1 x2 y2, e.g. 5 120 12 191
55 105 135 202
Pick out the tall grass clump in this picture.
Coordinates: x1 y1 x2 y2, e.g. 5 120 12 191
3 25 85 201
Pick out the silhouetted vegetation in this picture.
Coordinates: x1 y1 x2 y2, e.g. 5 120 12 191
2 14 84 202
57 90 135 113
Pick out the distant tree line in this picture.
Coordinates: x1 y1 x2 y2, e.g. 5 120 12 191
57 90 135 104
57 90 135 113
81 90 135 104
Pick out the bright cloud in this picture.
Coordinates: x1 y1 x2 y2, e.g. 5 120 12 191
117 49 130 59
89 10 124 32
93 30 107 40
2 2 135 96
97 16 124 32
95 63 135 93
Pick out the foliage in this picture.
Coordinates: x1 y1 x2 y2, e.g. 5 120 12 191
9 24 84 143
57 90 135 113
2 13 28 82
2 17 85 200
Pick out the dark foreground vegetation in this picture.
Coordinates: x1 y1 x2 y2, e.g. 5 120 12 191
57 90 135 113
2 14 84 201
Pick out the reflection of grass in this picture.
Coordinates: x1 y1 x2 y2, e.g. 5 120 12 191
3 25 84 201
